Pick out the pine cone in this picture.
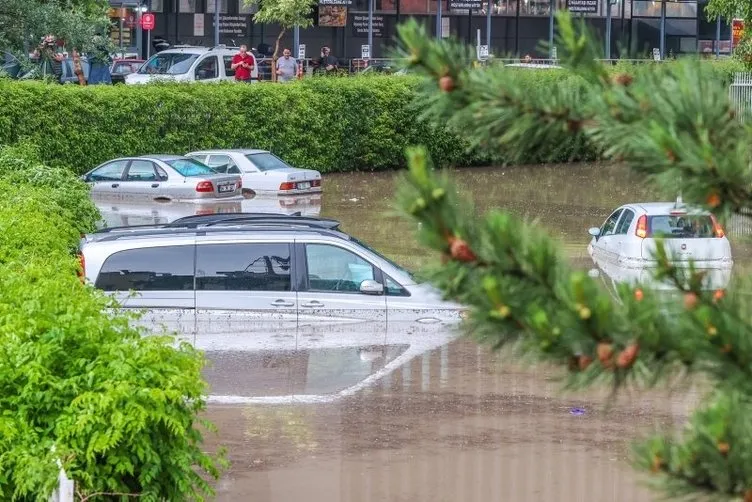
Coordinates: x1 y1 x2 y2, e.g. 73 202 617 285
578 354 593 370
616 344 640 369
597 343 614 367
684 292 699 310
718 442 730 456
744 489 752 502
713 289 725 302
612 73 633 86
634 288 644 301
706 192 721 208
651 455 663 473
449 238 477 263
439 76 455 93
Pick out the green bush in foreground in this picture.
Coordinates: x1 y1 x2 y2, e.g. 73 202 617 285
0 150 223 500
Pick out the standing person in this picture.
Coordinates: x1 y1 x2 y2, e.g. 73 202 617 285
231 44 255 83
275 48 298 83
315 46 338 75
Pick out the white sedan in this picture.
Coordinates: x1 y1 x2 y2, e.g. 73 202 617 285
186 149 322 195
587 200 733 268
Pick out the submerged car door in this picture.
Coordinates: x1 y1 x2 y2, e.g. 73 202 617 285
92 242 196 343
194 238 297 352
85 159 129 196
295 240 387 349
121 159 166 199
591 208 623 264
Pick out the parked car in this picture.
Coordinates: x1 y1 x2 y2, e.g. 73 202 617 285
110 58 144 84
587 200 733 268
79 213 463 341
125 45 258 84
81 155 243 201
19 56 90 84
185 149 322 195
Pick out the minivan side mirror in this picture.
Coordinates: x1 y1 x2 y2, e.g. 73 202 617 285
360 279 384 295
79 174 89 182
588 227 601 238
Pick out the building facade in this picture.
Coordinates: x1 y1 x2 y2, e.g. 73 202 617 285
108 0 732 60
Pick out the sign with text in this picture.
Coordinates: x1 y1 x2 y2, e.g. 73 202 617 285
193 13 204 36
140 12 156 30
319 0 353 5
478 45 488 59
209 15 249 36
652 47 661 61
298 44 306 60
441 17 449 38
733 19 744 49
361 44 370 59
566 0 597 13
351 14 385 37
449 0 483 10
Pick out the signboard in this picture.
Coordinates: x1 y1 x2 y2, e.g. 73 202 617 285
478 45 488 59
298 44 306 60
125 14 137 28
209 15 249 35
551 46 557 59
733 19 744 49
193 13 204 36
361 44 370 59
319 0 353 5
351 15 385 37
566 0 597 13
140 13 156 30
441 17 450 38
449 0 483 10
652 47 661 61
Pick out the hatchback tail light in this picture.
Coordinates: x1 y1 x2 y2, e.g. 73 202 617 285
279 182 295 191
635 215 648 239
311 179 321 187
196 181 214 193
710 214 725 238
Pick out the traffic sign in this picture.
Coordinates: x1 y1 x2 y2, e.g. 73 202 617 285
361 44 370 59
298 44 306 60
140 13 156 31
652 47 661 61
478 45 488 59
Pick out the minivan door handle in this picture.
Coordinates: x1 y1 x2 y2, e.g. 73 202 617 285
111 183 119 188
271 299 294 307
151 183 159 188
301 301 323 308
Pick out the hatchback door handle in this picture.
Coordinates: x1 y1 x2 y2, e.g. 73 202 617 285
151 183 159 188
271 299 294 307
302 301 323 308
111 183 119 188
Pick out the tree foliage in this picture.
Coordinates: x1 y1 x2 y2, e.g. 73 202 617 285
395 14 752 500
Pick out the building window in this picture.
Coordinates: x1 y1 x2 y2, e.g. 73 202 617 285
206 0 229 12
179 0 197 12
150 0 164 12
632 0 697 17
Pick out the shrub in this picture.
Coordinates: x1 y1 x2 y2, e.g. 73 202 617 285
0 153 224 499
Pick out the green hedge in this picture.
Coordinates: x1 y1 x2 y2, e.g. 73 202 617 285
0 61 743 174
0 145 223 500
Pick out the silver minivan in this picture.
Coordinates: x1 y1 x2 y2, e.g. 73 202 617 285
79 214 463 348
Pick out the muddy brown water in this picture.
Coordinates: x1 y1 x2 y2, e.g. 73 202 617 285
95 163 749 501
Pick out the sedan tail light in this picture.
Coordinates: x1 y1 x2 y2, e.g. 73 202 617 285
635 215 648 239
710 214 725 238
196 181 214 193
311 179 321 187
279 182 295 191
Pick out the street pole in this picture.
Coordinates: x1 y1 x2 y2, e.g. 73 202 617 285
136 5 143 58
605 0 612 59
659 0 666 59
147 0 152 58
214 0 220 46
368 0 373 57
514 0 520 54
294 25 300 59
436 0 442 39
548 0 554 59
715 16 721 57
486 0 491 49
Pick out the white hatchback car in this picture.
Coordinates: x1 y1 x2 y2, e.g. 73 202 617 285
587 201 733 268
185 149 322 195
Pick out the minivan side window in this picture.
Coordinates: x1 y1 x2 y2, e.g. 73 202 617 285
195 243 291 291
223 55 235 77
305 244 375 293
195 55 218 80
95 245 195 291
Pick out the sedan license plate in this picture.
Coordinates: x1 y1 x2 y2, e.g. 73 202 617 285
297 182 311 190
218 184 235 193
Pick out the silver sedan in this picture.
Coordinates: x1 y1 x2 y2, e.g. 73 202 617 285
81 155 243 201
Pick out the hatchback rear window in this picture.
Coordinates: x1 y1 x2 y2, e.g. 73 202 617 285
648 215 715 238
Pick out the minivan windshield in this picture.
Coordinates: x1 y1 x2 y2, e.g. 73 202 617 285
245 153 291 172
165 158 217 177
649 214 715 238
138 53 199 75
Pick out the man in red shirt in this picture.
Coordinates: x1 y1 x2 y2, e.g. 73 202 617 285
231 45 255 82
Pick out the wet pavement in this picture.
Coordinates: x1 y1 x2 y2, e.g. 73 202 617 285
93 163 747 501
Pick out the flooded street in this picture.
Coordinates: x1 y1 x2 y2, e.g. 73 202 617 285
95 163 749 501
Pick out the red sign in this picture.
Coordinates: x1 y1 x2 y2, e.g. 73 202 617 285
140 13 156 31
732 19 744 49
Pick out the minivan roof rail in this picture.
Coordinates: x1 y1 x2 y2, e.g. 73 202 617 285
88 224 346 243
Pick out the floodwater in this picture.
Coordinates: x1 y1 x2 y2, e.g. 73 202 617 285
94 163 750 502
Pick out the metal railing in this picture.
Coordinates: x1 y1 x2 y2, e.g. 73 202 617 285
729 72 752 123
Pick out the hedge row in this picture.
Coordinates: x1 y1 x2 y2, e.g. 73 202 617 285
0 60 743 174
0 144 222 499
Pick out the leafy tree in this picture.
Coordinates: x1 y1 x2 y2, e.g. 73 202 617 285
395 14 752 501
243 0 316 81
0 0 111 57
706 0 752 66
